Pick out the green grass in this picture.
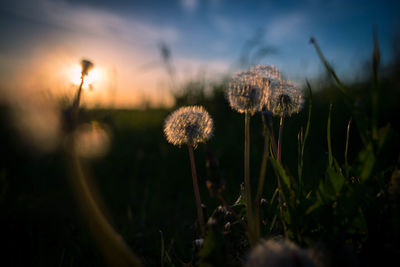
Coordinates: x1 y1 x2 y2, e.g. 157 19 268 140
1 38 400 266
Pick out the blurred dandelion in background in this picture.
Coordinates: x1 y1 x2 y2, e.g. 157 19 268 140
74 121 110 159
11 95 62 153
245 239 316 267
164 106 213 147
227 64 281 115
267 80 304 117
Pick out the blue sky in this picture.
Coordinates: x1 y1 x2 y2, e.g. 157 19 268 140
0 0 399 107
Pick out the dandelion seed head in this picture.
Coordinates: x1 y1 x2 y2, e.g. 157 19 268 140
245 239 316 267
81 59 94 77
164 106 213 147
267 80 304 116
227 65 281 115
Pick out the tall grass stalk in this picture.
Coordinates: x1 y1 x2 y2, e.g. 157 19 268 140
327 104 333 168
345 118 352 176
371 30 380 140
187 144 206 237
310 37 369 146
298 83 312 196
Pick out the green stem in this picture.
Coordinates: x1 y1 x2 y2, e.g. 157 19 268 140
254 116 271 240
276 115 286 236
277 116 284 164
188 144 206 237
244 111 256 246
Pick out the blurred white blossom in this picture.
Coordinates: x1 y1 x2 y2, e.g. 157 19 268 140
245 239 315 267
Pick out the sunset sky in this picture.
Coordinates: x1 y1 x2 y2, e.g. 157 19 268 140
1 0 399 108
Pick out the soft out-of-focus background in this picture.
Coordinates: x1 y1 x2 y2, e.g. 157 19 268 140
1 0 400 266
1 0 399 108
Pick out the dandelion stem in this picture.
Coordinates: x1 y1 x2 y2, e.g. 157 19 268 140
244 111 256 245
254 114 271 240
277 116 284 164
187 144 206 237
73 76 85 111
269 123 278 159
276 115 285 235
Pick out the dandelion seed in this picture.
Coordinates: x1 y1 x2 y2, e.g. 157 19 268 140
267 80 304 117
227 65 281 115
164 106 213 147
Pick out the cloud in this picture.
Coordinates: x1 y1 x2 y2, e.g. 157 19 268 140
266 12 308 43
180 0 199 13
212 15 234 35
6 0 180 47
0 0 185 107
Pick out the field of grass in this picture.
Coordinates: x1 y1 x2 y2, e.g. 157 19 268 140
1 41 400 266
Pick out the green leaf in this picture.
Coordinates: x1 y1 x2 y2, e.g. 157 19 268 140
199 228 224 267
357 146 376 182
326 167 345 195
270 158 291 191
377 124 391 151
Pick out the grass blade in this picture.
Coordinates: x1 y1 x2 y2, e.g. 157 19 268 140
345 117 352 176
371 29 380 140
327 104 333 168
298 81 312 186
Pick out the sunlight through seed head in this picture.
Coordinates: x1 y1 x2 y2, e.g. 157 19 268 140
70 60 99 89
164 106 213 147
227 64 281 115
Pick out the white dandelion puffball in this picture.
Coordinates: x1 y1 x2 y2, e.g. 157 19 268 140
227 65 282 115
245 239 316 267
164 106 213 147
267 80 304 117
